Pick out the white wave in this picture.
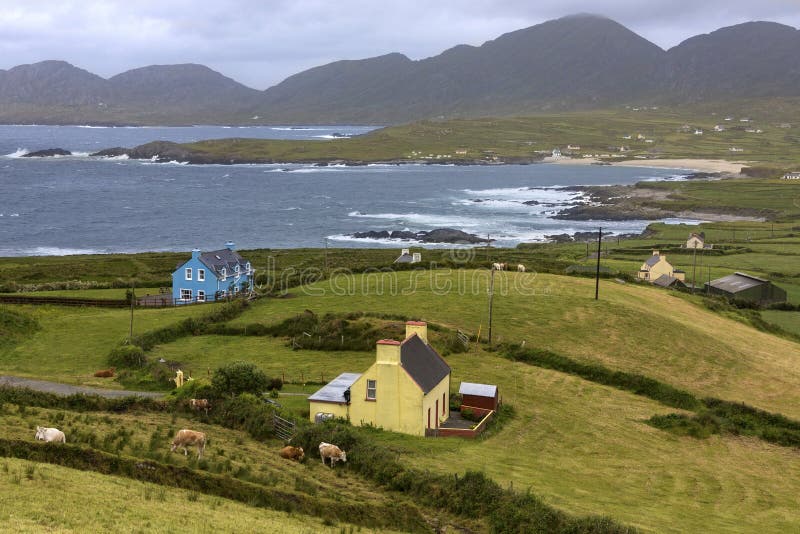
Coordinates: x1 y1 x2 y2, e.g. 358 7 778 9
282 207 302 211
314 134 350 139
20 246 104 256
70 151 91 157
99 154 129 161
347 211 481 228
77 125 109 129
5 148 29 158
461 186 583 204
271 127 336 131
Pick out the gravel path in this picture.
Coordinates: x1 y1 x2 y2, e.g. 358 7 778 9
0 375 163 399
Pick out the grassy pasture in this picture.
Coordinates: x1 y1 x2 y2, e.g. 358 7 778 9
0 457 392 533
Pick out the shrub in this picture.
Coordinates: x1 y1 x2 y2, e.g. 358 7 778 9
211 361 269 397
267 377 283 391
108 344 146 368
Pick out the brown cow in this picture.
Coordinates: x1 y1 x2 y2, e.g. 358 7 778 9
190 398 211 414
93 367 115 378
170 429 206 458
319 442 347 468
279 445 304 462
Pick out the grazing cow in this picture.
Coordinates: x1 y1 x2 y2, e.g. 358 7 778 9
35 426 66 443
319 442 347 468
492 262 506 271
517 264 526 272
279 445 304 462
190 398 211 414
93 367 115 378
170 429 206 458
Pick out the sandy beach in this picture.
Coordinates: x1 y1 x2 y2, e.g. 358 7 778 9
542 156 748 174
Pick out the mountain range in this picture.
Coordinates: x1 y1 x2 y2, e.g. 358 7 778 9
2 15 799 125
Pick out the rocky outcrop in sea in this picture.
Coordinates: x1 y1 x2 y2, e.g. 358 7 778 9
352 228 489 244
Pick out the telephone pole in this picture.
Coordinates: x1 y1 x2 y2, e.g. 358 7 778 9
594 227 602 300
488 268 495 347
691 246 698 293
128 280 135 341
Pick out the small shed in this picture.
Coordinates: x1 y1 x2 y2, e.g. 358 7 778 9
459 382 499 411
308 372 362 421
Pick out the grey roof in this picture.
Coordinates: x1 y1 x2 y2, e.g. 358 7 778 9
459 382 497 397
707 272 769 293
653 274 682 288
308 372 362 404
198 248 249 279
401 334 450 394
644 255 661 268
394 254 415 263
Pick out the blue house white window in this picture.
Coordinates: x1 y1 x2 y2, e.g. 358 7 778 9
185 268 192 280
180 289 192 301
198 269 205 282
197 290 205 302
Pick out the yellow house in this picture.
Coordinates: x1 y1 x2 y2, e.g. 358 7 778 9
308 321 451 436
637 250 685 282
686 232 705 249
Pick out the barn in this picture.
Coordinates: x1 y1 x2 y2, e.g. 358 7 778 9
705 272 787 305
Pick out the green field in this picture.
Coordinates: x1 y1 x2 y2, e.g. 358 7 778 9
176 104 800 165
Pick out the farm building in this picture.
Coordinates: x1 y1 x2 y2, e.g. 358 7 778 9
308 321 451 436
637 251 685 283
171 242 254 304
459 382 499 411
394 248 422 264
652 274 687 289
705 272 787 305
783 172 800 180
686 232 706 249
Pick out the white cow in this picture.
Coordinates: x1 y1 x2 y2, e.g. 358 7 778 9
517 264 526 272
492 262 507 271
35 426 66 443
170 429 206 458
319 442 347 468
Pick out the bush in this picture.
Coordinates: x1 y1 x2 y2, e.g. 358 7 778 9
108 344 146 368
211 361 269 397
267 377 283 391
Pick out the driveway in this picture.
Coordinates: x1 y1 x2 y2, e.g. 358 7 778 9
0 375 163 399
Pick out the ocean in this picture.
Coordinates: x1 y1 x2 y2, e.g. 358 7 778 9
0 125 694 256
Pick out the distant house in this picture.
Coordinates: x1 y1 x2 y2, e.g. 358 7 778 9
705 272 787 305
395 248 422 264
172 242 254 304
686 232 706 249
694 129 704 135
308 321 451 436
551 148 562 158
782 172 800 180
729 147 744 152
566 144 581 150
713 125 725 132
455 149 468 155
636 133 646 140
637 250 685 283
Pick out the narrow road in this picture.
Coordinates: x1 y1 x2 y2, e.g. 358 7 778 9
0 375 163 399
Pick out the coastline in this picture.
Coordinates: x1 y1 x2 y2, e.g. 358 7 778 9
542 156 747 174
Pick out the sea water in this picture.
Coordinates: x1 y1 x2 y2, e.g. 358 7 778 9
0 125 690 256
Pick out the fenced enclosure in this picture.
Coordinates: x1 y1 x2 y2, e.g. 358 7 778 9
273 413 296 441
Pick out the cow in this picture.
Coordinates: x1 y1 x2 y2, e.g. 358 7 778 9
492 262 507 271
93 367 115 378
517 264 526 272
319 442 347 468
35 426 66 443
189 398 211 415
170 429 206 458
279 445 304 462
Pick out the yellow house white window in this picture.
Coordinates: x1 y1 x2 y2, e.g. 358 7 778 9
366 379 377 400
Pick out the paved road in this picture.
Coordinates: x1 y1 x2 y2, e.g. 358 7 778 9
0 375 163 399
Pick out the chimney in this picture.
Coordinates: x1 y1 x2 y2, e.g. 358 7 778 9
376 339 401 364
412 253 422 263
401 248 410 256
652 250 659 256
405 321 428 344
191 248 201 259
225 241 235 250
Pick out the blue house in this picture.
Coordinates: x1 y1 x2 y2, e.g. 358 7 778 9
172 242 255 304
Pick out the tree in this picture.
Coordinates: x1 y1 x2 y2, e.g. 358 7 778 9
211 361 269 397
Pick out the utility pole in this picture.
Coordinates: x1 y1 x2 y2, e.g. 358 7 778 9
488 268 495 347
324 238 328 272
691 246 698 293
486 234 490 262
594 227 602 300
128 280 135 342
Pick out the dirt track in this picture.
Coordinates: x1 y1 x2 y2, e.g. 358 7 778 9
0 375 162 399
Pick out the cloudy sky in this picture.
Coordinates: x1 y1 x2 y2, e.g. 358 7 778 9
1 0 799 89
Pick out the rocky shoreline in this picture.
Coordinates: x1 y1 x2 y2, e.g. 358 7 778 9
351 228 490 244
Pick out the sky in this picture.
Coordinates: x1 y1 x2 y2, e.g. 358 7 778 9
1 0 799 90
